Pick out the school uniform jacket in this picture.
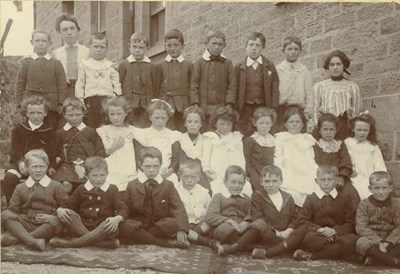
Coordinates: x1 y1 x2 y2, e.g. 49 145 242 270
235 55 279 114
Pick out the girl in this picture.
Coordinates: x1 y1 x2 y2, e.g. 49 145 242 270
96 97 138 191
345 113 387 200
243 107 276 191
170 106 211 190
313 50 361 140
203 106 252 196
274 106 318 207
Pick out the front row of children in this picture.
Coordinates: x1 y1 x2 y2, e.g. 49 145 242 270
2 147 399 267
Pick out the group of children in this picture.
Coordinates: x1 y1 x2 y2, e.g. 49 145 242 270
1 12 397 268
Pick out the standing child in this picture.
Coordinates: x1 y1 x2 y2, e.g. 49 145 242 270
119 32 156 127
243 107 276 191
274 106 318 206
355 171 400 267
157 29 193 132
2 96 56 204
97 97 138 191
189 29 236 130
236 32 279 137
75 31 121 129
1 149 67 251
119 147 190 249
16 29 67 129
49 157 129 249
53 97 106 194
345 113 387 200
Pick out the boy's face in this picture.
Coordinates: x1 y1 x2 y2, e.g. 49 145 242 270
108 106 127 127
26 104 47 126
141 157 161 179
180 168 201 190
87 167 108 188
261 173 282 195
216 119 233 136
319 121 337 142
369 178 392 201
31 33 51 56
283 42 301 63
64 106 84 127
129 41 148 60
165 38 184 58
27 158 48 182
315 172 338 194
59 20 79 45
246 38 263 60
90 38 108 60
353 121 370 143
254 116 273 136
150 109 169 130
185 113 202 135
207 37 225 56
224 173 246 196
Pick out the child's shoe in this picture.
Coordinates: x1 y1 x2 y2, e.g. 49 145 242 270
1 232 19 246
252 248 266 259
208 239 220 250
27 239 46 251
293 249 312 261
364 256 376 266
216 243 240 256
168 239 190 249
49 237 70 248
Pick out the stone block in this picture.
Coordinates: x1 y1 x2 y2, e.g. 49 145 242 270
324 12 355 33
309 36 331 54
380 73 400 95
275 16 296 34
356 3 394 22
306 21 324 38
191 14 207 29
341 40 388 61
365 54 400 75
389 33 400 54
341 2 364 12
315 3 341 21
362 95 400 132
295 6 316 27
332 21 379 49
354 77 380 98
381 14 400 35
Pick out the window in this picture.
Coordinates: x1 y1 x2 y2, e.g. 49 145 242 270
90 1 106 33
150 1 165 47
62 1 74 14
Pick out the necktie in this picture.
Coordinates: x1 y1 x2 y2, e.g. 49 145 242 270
143 179 158 222
252 61 258 70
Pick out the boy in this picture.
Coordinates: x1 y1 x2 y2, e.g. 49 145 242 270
205 165 254 255
189 29 236 131
119 147 190 249
355 171 400 266
176 160 216 247
16 29 67 129
75 32 121 128
251 165 307 258
2 96 56 204
1 149 67 251
119 32 157 127
157 29 193 132
53 13 90 98
53 97 106 194
49 156 129 249
235 32 279 137
293 165 359 261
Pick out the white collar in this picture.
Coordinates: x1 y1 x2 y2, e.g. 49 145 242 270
202 50 226 61
127 54 151 63
246 56 263 66
315 187 338 199
32 53 52 60
28 121 43 131
281 59 303 71
137 171 163 184
317 139 342 153
220 185 245 198
25 175 51 188
251 132 275 147
166 54 185 63
84 181 110 192
63 122 86 131
64 42 78 48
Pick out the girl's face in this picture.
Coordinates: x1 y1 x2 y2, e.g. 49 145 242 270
185 113 202 135
283 42 301 63
150 109 169 130
328 56 344 78
216 119 233 136
254 116 273 136
353 121 370 142
285 114 304 134
319 121 337 142
108 106 127 127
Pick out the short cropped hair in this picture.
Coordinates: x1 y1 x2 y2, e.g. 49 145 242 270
84 156 108 175
21 95 49 114
90 31 108 46
139 146 163 165
55 13 81 32
246 32 266 48
31 29 51 41
178 159 202 178
260 165 283 180
24 149 49 167
369 171 392 186
165 29 184 44
103 96 131 115
183 105 204 122
323 50 351 70
282 36 302 51
283 105 307 133
62 97 85 114
316 165 339 178
147 99 174 118
210 106 239 128
206 29 226 44
130 32 150 47
253 107 277 124
224 165 246 181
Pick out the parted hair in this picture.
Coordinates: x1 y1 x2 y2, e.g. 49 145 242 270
349 113 378 145
130 32 150 47
24 149 49 167
246 32 266 48
139 146 163 165
253 107 277 124
369 171 392 186
84 156 108 175
224 165 246 181
316 165 339 178
260 165 283 180
55 13 81 32
62 97 85 114
165 29 184 44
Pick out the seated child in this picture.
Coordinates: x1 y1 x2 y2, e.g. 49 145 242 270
53 97 106 194
2 95 56 204
205 165 254 254
293 165 359 261
1 149 67 251
49 156 129 249
119 147 190 249
355 171 400 267
251 165 307 259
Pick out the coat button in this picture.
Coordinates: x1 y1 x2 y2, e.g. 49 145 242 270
97 197 101 200
89 208 92 211
95 208 99 212
89 196 92 200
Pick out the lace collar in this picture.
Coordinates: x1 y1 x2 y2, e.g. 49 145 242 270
251 132 275 147
316 139 341 153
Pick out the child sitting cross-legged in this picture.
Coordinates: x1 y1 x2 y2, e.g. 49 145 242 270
49 156 129 249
